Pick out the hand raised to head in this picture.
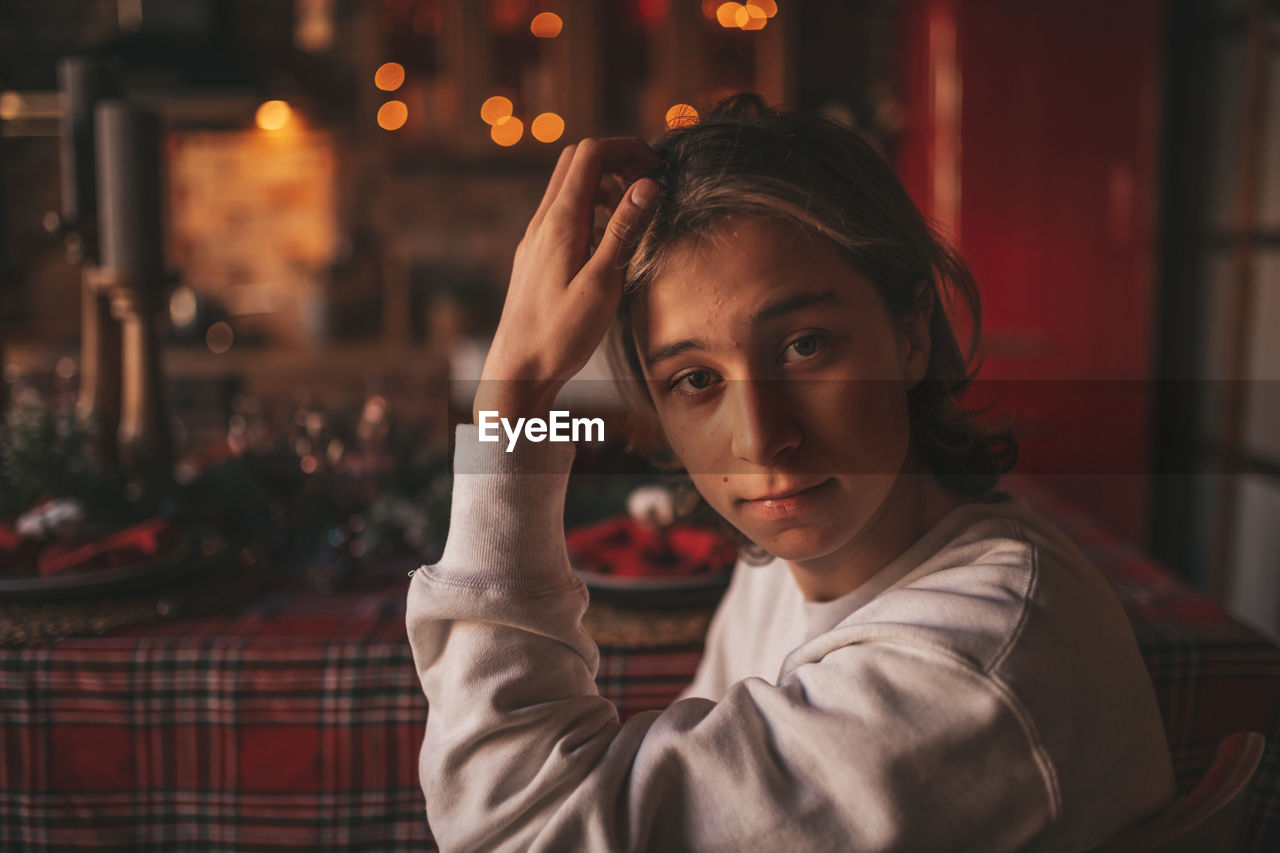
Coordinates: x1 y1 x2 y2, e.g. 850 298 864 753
474 138 660 423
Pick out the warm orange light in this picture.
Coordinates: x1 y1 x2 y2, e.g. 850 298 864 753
741 4 767 29
255 100 292 131
374 62 405 92
746 0 777 17
480 95 514 125
377 100 409 130
530 12 563 38
701 0 721 19
714 2 740 27
0 91 24 121
491 115 524 146
665 103 699 129
733 4 751 27
531 112 565 143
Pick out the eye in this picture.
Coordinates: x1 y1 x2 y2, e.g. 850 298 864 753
780 334 826 364
669 369 720 398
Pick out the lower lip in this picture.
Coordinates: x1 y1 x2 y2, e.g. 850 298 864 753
740 480 833 520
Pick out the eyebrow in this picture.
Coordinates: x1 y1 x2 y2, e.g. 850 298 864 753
642 289 840 370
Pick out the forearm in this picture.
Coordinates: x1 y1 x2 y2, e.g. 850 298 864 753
407 424 612 848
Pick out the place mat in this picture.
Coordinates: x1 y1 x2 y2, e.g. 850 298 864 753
582 599 715 648
0 545 269 645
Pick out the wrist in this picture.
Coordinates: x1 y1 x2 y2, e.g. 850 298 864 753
471 381 562 424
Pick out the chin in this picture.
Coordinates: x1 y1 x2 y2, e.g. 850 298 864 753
743 524 855 564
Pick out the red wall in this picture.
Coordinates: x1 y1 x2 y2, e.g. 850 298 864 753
898 0 1164 544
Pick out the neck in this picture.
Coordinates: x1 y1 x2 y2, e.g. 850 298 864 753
785 450 964 603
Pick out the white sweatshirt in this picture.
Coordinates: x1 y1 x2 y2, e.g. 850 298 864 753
407 427 1176 852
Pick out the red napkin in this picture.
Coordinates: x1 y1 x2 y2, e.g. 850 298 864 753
565 517 738 578
0 523 43 575
37 517 184 578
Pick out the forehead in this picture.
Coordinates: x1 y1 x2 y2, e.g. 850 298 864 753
633 219 882 338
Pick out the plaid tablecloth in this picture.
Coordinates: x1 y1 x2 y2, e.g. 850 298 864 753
2 479 1278 851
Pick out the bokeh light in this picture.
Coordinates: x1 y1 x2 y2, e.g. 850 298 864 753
169 286 198 330
374 62 405 91
746 0 778 17
530 12 563 38
206 322 234 354
741 4 767 29
531 112 565 143
665 103 699 129
701 0 720 19
715 2 740 27
255 100 292 131
491 115 524 146
480 95 514 125
733 4 751 27
0 91 24 121
377 100 409 130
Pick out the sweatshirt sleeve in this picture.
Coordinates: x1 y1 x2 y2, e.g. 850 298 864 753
406 426 1056 852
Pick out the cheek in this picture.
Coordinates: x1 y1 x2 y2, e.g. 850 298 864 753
810 380 912 473
686 471 735 518
654 405 722 472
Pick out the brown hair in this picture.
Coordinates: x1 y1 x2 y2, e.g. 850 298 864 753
608 94 1016 510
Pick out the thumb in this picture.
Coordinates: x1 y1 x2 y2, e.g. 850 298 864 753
579 178 659 286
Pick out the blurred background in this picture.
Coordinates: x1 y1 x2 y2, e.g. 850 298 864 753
0 0 1276 635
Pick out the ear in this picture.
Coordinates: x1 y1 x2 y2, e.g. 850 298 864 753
899 282 934 389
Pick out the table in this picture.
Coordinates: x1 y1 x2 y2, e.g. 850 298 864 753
3 480 1279 851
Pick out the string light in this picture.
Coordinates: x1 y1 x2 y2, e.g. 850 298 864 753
491 115 524 146
374 62 405 92
530 12 563 38
741 4 767 29
480 95 514 125
531 112 565 143
377 100 408 130
714 2 740 27
715 1 775 29
665 103 699 129
255 100 292 131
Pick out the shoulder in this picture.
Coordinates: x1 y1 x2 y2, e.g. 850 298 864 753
798 497 1124 676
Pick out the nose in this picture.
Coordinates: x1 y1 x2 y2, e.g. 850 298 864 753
729 379 802 466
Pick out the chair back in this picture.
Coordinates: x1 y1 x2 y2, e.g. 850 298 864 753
1086 731 1266 853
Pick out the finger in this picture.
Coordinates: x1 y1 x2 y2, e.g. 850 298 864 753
528 144 577 231
553 138 659 223
577 177 659 286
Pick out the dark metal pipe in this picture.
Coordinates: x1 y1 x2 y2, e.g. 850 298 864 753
95 100 171 486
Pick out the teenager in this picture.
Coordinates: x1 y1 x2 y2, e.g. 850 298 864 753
407 97 1175 851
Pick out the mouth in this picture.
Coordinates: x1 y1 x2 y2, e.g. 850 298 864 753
740 479 832 504
737 478 834 520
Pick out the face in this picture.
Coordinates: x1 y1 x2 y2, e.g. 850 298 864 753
632 218 934 580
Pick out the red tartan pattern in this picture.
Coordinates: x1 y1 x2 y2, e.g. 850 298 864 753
2 479 1279 851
